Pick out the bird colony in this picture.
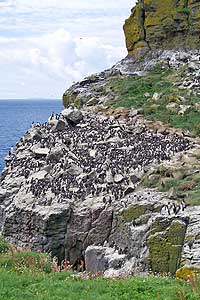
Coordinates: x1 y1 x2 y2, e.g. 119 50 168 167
1 108 192 209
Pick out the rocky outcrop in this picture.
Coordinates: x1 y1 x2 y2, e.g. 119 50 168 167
62 49 200 108
124 0 200 57
0 108 199 276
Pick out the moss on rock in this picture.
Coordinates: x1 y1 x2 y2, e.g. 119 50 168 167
148 219 187 275
124 0 200 57
121 204 152 222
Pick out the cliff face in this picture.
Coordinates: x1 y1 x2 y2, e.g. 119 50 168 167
0 109 197 276
124 0 200 57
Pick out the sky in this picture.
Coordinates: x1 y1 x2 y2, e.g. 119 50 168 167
0 0 136 99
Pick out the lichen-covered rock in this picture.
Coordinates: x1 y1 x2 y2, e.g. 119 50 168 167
124 0 200 57
148 218 188 275
176 265 200 281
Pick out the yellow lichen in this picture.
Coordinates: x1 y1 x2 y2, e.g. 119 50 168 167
176 266 200 281
124 0 199 56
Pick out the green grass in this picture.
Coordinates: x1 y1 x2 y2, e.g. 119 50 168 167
178 7 191 16
0 240 199 300
0 249 51 274
111 64 173 108
0 268 200 300
109 64 200 136
142 164 200 206
0 237 10 254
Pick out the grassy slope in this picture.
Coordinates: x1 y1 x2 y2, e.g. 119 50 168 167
109 64 200 135
0 269 200 300
0 244 199 300
0 243 199 300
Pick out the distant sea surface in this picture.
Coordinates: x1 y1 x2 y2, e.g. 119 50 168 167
0 99 63 174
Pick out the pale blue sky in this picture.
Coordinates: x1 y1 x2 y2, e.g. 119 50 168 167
0 0 135 99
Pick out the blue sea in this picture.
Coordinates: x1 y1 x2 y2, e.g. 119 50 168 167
0 99 63 174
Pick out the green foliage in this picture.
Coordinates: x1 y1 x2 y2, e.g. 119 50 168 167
178 7 191 16
111 64 172 108
0 268 200 300
0 237 10 254
0 250 52 274
0 244 199 299
142 164 200 206
109 64 200 136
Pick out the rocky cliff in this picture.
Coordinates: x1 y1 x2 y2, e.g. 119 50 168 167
0 107 200 277
1 0 200 278
123 0 200 57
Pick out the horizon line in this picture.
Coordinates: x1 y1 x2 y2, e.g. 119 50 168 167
0 98 62 101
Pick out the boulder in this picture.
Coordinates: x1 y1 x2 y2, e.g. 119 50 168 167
85 246 126 274
114 174 124 183
67 164 83 176
32 147 49 157
46 146 64 163
130 175 140 185
52 119 66 132
61 108 83 125
85 246 108 274
2 203 71 260
148 218 188 275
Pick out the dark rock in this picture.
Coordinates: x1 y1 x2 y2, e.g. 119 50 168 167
52 119 66 132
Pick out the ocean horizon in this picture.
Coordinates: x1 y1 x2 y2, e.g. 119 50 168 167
0 99 63 173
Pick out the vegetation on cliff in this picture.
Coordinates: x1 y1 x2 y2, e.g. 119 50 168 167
108 64 200 136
